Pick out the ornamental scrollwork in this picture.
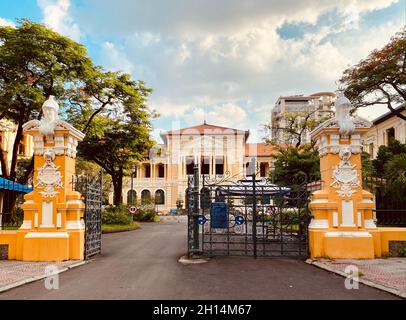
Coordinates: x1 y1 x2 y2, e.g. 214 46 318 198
35 149 63 198
330 147 359 197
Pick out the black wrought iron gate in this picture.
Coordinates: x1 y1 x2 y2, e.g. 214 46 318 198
74 171 103 259
187 167 313 258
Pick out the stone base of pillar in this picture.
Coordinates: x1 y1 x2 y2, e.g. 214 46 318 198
0 228 84 262
21 232 70 261
309 228 406 259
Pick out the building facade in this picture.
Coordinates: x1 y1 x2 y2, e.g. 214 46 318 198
111 123 277 212
362 106 406 158
0 119 34 176
271 92 336 145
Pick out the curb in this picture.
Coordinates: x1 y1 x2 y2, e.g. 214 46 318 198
178 255 210 265
0 260 87 294
306 259 406 299
102 226 140 234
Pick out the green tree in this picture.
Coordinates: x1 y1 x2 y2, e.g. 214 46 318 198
0 20 97 213
339 28 405 120
0 20 95 181
75 158 112 204
266 109 333 148
271 144 320 184
361 151 374 177
0 20 155 210
372 139 406 178
72 71 155 205
383 153 406 205
370 140 406 213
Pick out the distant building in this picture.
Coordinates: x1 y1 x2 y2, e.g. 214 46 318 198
111 122 278 212
271 92 336 145
0 119 34 176
0 119 34 215
362 105 406 158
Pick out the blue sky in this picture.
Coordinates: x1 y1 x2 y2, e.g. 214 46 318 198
0 0 405 143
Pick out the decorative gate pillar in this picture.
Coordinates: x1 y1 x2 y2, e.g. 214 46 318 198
309 94 378 259
15 96 85 261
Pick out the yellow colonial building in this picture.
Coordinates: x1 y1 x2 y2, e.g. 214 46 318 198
113 122 277 212
0 119 34 175
362 105 406 158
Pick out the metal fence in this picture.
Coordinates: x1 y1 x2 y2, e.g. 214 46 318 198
362 175 406 227
187 166 319 259
73 171 103 259
0 212 24 230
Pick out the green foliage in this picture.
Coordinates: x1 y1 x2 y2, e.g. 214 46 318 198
373 139 406 177
361 151 374 177
370 139 406 210
0 20 95 181
72 71 156 205
271 144 320 183
102 222 140 233
133 204 157 222
265 110 333 148
102 205 133 225
75 158 112 204
0 20 155 208
15 158 32 184
398 247 406 257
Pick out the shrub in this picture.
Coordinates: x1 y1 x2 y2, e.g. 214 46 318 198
133 204 157 222
102 205 133 225
398 247 406 257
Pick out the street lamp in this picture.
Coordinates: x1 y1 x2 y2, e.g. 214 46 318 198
130 164 136 205
269 161 275 184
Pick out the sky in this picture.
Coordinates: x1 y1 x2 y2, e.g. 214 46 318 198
0 0 405 143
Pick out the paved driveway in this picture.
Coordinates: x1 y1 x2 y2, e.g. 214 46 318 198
0 221 399 299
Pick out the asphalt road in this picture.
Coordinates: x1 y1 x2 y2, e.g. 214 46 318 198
0 221 399 300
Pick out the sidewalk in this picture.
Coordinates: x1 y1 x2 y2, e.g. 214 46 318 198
307 258 406 298
158 215 187 224
0 260 86 293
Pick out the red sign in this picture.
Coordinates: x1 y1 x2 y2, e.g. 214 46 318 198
128 206 137 214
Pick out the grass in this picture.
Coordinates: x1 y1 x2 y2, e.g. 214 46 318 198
0 225 21 230
102 221 140 233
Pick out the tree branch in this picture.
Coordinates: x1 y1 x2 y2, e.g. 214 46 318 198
379 87 406 121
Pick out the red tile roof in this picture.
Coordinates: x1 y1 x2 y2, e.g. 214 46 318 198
245 143 277 157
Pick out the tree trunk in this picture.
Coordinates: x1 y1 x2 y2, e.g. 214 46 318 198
112 173 123 206
1 190 17 222
0 148 9 178
21 156 34 184
9 120 24 181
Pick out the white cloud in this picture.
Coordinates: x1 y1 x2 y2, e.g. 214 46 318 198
70 0 402 140
101 41 134 74
37 0 81 41
0 17 15 27
181 103 248 129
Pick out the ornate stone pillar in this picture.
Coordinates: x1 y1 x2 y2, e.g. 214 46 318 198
309 93 376 259
17 96 85 261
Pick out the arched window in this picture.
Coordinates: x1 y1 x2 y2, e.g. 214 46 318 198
155 189 165 205
127 189 137 205
141 190 151 205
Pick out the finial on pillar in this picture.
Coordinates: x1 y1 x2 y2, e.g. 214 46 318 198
40 95 60 135
334 92 355 135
